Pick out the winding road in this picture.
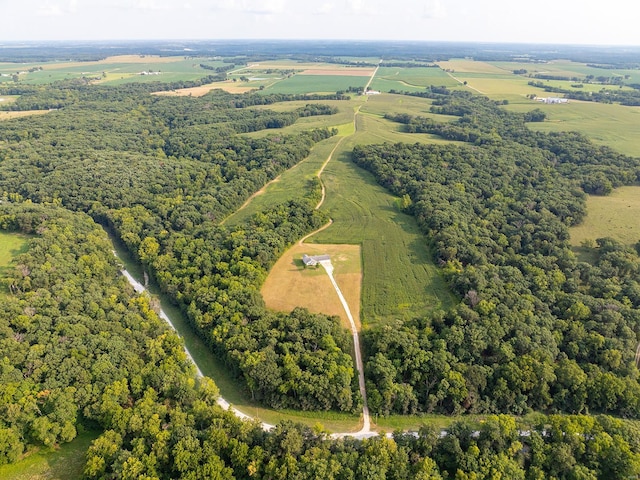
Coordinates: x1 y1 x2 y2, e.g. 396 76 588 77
118 63 381 439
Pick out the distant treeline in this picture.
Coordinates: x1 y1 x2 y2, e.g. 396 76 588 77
528 80 640 106
355 90 640 419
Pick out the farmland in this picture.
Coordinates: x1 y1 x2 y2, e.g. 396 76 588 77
261 243 362 330
569 186 640 247
2 40 640 479
0 231 29 292
0 55 228 85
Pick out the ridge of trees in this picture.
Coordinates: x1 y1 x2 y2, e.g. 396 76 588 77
0 86 357 412
354 91 640 418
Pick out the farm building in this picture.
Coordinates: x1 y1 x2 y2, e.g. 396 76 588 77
302 254 330 267
536 97 568 104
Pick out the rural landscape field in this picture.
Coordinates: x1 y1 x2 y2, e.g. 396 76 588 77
2 39 640 478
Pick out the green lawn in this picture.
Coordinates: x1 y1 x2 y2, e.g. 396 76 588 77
262 75 369 95
0 231 29 294
234 93 458 328
504 100 640 157
0 430 100 480
310 139 457 327
569 186 640 248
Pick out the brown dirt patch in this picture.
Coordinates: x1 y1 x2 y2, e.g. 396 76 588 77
0 110 50 121
152 82 255 97
299 69 376 77
261 243 362 330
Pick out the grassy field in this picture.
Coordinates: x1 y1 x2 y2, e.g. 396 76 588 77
569 186 640 247
0 110 51 121
261 243 362 329
233 93 457 327
371 67 460 92
0 430 100 480
0 55 227 85
0 231 29 290
311 144 457 327
505 100 640 157
262 75 369 95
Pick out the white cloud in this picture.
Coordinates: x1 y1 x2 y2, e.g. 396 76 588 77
210 0 286 15
35 0 79 16
314 2 335 15
346 0 366 14
423 0 446 19
134 0 172 11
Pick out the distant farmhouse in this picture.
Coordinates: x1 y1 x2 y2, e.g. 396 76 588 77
536 97 568 104
302 254 330 267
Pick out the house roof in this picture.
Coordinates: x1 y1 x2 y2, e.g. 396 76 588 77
302 254 330 266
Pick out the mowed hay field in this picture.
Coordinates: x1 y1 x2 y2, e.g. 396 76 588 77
152 81 255 97
263 75 368 94
0 55 227 85
313 146 456 326
0 110 51 121
505 101 640 157
0 231 29 297
569 186 640 247
261 244 362 329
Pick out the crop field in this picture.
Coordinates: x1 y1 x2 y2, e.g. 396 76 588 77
0 55 227 85
569 186 640 247
372 66 460 90
0 110 51 121
152 81 256 96
262 75 369 94
505 100 640 157
261 243 362 329
438 59 507 74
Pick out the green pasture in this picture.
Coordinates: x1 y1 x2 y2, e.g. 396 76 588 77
0 58 226 85
311 135 457 326
0 95 18 105
262 75 369 95
234 92 457 326
504 100 640 157
225 136 343 225
0 231 29 294
373 67 460 90
245 99 358 137
569 186 640 248
0 430 100 480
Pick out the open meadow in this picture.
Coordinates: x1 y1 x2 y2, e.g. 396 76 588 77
0 55 228 85
4 50 640 447
569 186 640 247
0 231 29 287
261 243 362 329
0 430 100 480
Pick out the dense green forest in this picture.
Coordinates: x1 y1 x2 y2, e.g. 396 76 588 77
3 204 640 478
0 83 358 412
357 91 640 417
3 71 640 477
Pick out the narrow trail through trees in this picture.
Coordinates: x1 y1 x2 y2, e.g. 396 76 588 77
120 64 381 438
297 64 380 435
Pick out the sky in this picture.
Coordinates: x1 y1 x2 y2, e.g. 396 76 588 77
1 0 639 46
